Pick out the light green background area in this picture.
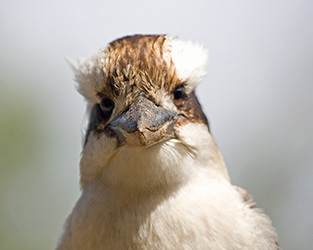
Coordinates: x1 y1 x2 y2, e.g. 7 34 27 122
1 0 312 249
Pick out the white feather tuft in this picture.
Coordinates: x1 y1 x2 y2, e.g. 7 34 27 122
66 50 108 105
166 36 208 92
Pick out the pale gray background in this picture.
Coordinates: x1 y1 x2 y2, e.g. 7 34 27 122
1 0 312 249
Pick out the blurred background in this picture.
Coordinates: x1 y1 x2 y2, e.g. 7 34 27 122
1 0 312 249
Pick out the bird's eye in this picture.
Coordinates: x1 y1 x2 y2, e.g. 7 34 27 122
100 96 114 116
173 86 186 107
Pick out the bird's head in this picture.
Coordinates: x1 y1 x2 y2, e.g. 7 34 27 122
70 35 228 189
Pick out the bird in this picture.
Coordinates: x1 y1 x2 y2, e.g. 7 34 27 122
57 34 278 249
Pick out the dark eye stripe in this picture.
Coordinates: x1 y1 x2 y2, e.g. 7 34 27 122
84 104 113 145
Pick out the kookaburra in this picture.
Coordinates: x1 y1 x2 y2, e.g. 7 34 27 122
57 34 278 249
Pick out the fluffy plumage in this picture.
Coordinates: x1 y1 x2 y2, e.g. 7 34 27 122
58 34 278 249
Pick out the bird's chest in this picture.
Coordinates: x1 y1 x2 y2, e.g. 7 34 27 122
72 183 233 250
80 196 193 249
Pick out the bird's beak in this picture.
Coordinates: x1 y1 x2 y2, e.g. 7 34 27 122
109 96 179 147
